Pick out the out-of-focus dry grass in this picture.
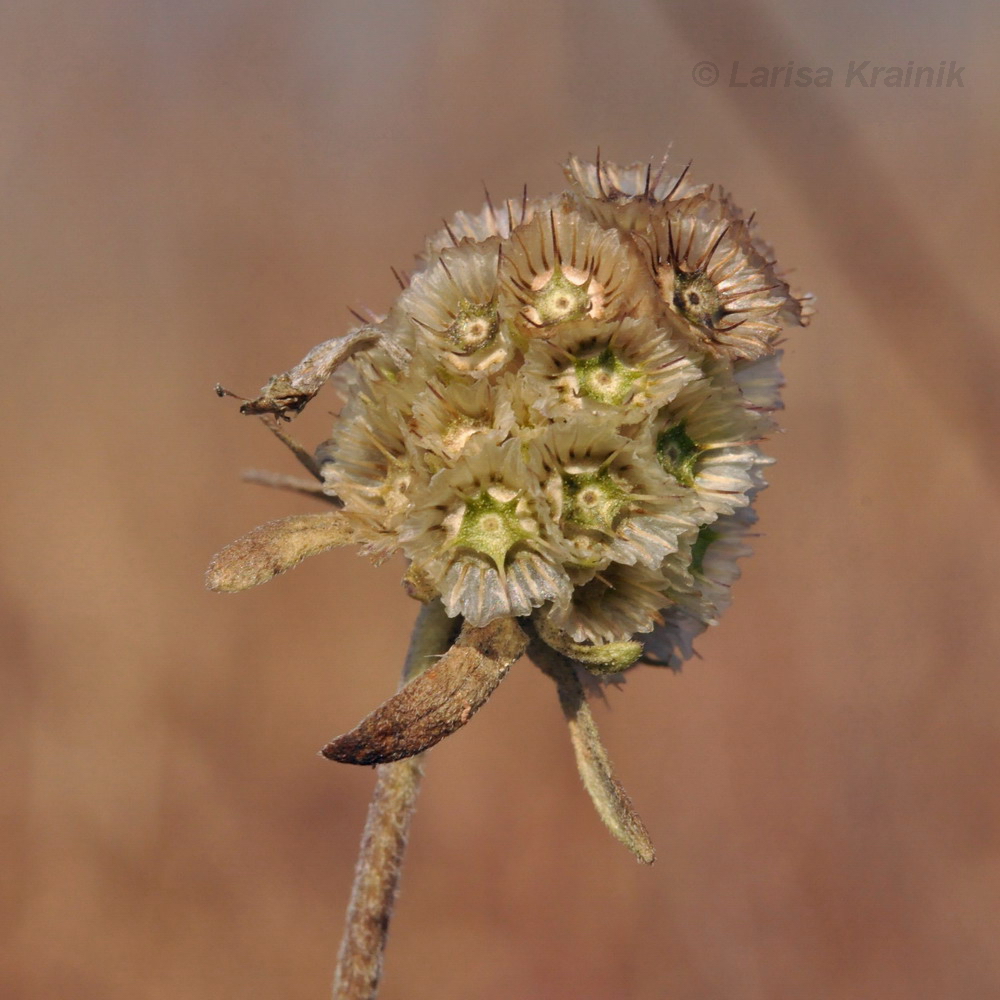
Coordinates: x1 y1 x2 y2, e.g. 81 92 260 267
3 2 998 998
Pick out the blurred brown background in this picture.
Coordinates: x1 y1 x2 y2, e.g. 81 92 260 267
3 1 998 997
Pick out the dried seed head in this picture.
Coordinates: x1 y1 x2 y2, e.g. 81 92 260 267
212 152 811 674
650 374 772 522
211 152 812 861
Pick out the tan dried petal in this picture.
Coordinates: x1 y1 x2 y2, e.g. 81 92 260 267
395 239 518 377
640 193 794 360
520 316 700 425
424 192 561 258
542 561 678 645
650 369 772 521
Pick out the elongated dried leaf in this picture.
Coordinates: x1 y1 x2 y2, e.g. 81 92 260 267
531 640 655 864
206 512 357 592
322 616 527 765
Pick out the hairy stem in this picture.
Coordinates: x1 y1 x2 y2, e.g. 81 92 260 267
332 600 456 1000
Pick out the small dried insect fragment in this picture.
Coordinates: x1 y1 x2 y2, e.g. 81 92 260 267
237 326 409 420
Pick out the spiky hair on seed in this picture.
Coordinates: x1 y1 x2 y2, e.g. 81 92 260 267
531 417 697 574
642 506 759 668
408 372 519 466
638 192 796 361
216 152 811 681
321 389 431 546
542 561 679 645
424 188 562 258
392 238 517 376
563 151 709 231
719 192 816 330
499 199 650 330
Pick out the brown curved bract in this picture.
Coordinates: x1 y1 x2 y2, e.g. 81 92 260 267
321 616 527 765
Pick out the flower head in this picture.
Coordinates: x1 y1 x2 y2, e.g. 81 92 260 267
210 152 811 862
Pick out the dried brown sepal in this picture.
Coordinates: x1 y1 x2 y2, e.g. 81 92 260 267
206 512 358 592
530 638 656 864
533 615 643 674
238 327 403 420
321 616 528 765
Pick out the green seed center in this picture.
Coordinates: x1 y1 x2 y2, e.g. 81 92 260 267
455 490 530 568
447 300 500 355
574 347 640 406
657 421 699 486
532 269 590 325
562 468 630 531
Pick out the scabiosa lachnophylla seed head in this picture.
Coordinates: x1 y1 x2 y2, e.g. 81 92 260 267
215 151 809 673
210 151 812 863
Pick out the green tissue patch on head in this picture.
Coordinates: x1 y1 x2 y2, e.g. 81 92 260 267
690 525 720 576
562 468 630 531
657 421 699 486
455 490 531 568
574 347 640 406
447 300 500 355
532 269 590 325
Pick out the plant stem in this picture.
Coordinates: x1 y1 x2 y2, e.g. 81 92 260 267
332 600 456 1000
